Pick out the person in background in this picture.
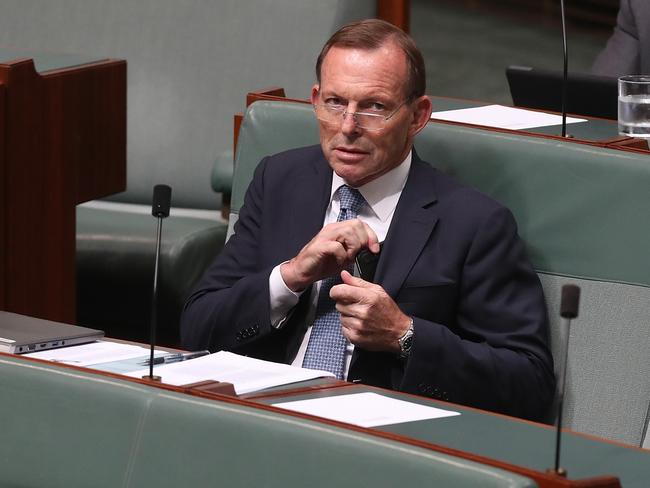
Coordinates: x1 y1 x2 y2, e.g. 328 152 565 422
592 0 650 76
181 19 555 421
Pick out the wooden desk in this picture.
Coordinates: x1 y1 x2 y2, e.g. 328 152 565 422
11 339 650 488
244 382 650 488
71 341 640 488
0 52 126 324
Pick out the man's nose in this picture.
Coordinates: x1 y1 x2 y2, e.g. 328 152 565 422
340 111 360 135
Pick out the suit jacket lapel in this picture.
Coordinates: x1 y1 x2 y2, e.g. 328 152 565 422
375 154 440 297
288 150 333 254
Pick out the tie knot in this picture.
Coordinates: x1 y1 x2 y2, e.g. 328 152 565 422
338 185 365 218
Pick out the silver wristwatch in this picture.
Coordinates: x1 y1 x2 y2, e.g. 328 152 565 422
398 317 414 359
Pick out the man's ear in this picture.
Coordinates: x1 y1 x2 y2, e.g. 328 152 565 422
409 95 433 137
310 85 320 105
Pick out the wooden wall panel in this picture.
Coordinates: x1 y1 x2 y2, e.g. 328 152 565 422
0 58 125 324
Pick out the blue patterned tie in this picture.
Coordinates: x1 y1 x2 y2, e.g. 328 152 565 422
302 185 366 379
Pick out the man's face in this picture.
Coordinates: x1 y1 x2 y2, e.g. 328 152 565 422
312 42 431 187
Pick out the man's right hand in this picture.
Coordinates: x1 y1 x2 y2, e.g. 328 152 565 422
280 219 380 292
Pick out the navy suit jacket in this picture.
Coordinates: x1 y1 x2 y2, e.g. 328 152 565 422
181 145 555 421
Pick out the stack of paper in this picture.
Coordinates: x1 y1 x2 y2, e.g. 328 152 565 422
273 392 460 427
125 351 334 394
431 104 586 130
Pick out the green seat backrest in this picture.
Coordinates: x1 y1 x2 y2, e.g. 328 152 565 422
232 100 650 447
0 354 537 488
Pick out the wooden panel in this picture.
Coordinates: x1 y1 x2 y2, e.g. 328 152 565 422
0 58 126 324
0 83 5 310
45 60 127 204
378 0 410 32
0 60 58 320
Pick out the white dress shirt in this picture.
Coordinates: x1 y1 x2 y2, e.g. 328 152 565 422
268 151 412 378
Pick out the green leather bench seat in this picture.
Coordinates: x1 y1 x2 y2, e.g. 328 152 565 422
231 101 650 447
76 204 227 346
0 354 537 488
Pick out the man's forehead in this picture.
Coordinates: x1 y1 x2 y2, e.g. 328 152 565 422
319 42 409 92
322 41 406 65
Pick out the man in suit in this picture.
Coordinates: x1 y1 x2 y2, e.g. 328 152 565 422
592 0 650 76
181 19 554 421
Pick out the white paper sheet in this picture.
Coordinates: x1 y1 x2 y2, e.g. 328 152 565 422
125 351 334 394
23 341 166 366
273 392 460 427
431 104 586 130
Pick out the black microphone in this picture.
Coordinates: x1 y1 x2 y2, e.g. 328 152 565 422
144 184 172 381
152 184 172 218
559 0 569 138
549 284 581 477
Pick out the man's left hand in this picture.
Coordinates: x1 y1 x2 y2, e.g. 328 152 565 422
330 270 411 353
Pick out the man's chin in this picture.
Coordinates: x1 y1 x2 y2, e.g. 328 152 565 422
331 165 371 187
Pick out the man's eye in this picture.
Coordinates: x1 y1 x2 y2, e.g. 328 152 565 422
366 102 386 112
325 98 344 107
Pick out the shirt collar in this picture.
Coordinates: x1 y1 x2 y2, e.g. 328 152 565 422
330 150 412 222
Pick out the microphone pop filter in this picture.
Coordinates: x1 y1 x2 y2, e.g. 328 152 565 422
152 184 172 218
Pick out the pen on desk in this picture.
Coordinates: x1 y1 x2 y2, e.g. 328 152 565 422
143 350 210 366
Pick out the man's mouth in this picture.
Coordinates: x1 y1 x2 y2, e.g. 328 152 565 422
334 146 369 156
333 146 370 163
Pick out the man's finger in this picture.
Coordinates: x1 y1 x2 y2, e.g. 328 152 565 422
330 282 366 304
340 269 374 288
361 222 381 253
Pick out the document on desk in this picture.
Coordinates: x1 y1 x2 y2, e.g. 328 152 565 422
125 351 335 394
273 392 460 428
431 104 586 130
23 341 166 366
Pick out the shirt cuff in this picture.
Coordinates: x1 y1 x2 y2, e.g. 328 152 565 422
269 262 303 328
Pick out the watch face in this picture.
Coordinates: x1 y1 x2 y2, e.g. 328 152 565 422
399 321 414 358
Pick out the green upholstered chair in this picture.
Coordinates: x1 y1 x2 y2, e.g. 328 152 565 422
0 353 538 488
0 1 377 346
75 206 227 346
230 100 650 447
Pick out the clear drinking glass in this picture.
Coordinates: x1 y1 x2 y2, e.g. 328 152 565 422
618 75 650 138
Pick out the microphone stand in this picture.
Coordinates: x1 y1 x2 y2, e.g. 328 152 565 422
559 0 569 138
143 184 172 382
548 284 580 477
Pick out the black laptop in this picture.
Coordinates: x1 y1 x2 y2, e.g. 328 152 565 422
0 311 104 354
506 65 618 120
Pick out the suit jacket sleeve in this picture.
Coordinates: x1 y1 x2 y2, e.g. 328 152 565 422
399 205 554 421
180 157 277 354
